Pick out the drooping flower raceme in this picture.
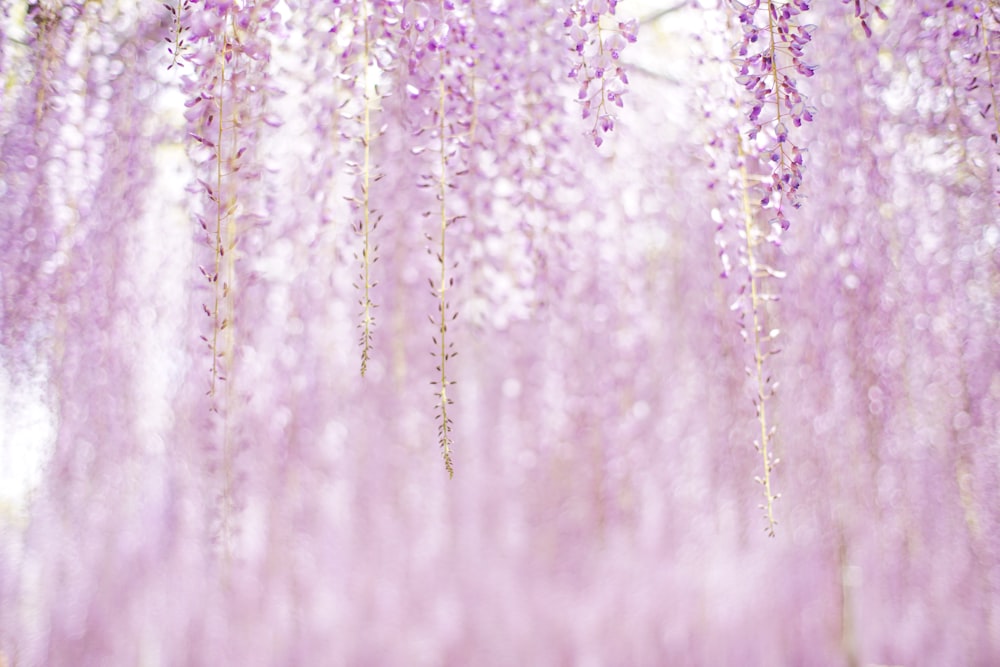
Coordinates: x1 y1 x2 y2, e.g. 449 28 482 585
731 0 815 235
566 0 637 146
176 0 281 552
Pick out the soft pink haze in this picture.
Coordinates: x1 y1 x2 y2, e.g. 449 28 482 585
1 1 998 665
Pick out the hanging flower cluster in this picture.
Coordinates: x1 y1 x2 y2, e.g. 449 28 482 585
181 0 279 405
566 0 637 146
841 0 887 39
942 1 1000 150
732 0 815 234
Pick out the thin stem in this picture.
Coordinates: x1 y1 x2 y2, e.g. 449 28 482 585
981 9 1000 154
209 32 227 400
167 0 186 69
360 0 375 376
437 80 454 477
738 134 778 537
766 1 788 179
467 0 479 141
216 15 239 566
436 8 454 477
32 9 58 124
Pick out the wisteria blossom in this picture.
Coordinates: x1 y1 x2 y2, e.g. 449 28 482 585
1 1 998 665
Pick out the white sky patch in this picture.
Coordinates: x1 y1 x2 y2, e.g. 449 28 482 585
0 366 54 519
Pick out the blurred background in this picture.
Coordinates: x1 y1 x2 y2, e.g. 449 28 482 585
1 1 998 665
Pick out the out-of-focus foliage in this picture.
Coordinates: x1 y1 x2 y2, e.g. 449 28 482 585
1 1 998 664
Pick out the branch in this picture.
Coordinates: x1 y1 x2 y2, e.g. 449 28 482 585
639 2 687 25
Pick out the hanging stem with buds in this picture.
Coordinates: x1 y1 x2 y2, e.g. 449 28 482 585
738 139 780 536
165 0 191 69
355 0 380 377
433 60 456 478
